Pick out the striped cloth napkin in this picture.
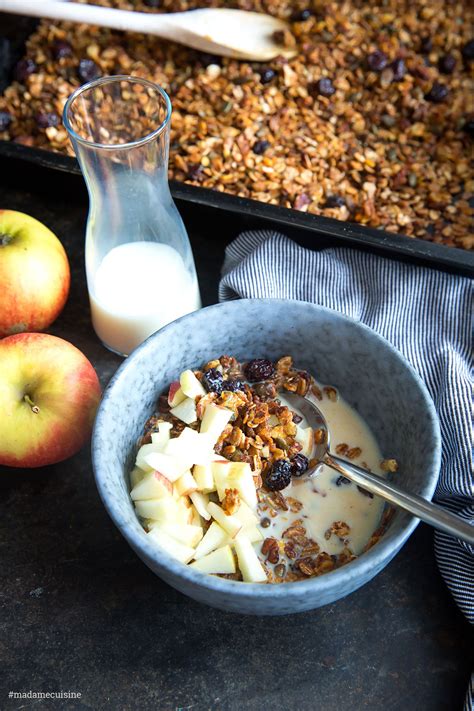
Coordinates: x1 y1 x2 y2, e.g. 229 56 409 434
219 230 473 706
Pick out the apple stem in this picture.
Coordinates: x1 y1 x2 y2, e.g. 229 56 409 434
24 394 40 414
0 233 12 246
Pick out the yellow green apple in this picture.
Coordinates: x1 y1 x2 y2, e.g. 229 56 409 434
0 210 70 336
0 333 101 468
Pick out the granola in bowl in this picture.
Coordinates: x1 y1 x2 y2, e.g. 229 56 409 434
129 355 397 583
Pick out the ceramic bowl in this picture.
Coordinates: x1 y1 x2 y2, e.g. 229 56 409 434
92 299 441 615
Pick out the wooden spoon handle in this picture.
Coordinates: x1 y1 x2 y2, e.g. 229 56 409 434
0 0 173 35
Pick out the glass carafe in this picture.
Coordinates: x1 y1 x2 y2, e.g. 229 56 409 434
63 75 201 356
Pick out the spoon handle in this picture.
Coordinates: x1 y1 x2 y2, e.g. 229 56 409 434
0 0 172 35
325 454 474 546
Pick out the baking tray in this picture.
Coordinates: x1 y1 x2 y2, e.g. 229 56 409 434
1 14 473 277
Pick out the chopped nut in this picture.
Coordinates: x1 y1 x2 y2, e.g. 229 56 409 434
261 537 280 564
325 520 351 540
381 458 399 472
221 488 240 515
323 387 338 402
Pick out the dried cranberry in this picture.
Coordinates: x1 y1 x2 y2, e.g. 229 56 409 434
291 9 312 22
438 54 456 74
313 77 335 97
77 58 101 84
186 164 204 181
253 140 270 155
14 58 37 82
336 476 351 486
461 40 474 61
244 358 275 382
291 453 309 477
0 111 12 131
202 368 224 395
36 112 59 129
391 58 406 81
367 50 388 72
324 194 346 208
425 82 449 103
260 68 276 84
52 40 72 60
292 412 303 424
265 459 292 491
420 36 433 54
224 379 245 392
144 0 161 6
462 119 474 137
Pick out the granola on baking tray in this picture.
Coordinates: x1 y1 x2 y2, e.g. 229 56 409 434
130 354 397 583
0 0 472 248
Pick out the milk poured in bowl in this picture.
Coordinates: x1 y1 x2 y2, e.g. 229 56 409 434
259 388 387 557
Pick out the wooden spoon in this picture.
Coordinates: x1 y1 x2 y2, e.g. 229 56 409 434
0 0 297 61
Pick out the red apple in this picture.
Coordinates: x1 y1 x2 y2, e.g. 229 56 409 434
0 210 70 336
167 380 186 408
0 333 101 468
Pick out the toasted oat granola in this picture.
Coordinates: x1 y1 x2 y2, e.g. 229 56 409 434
0 0 472 249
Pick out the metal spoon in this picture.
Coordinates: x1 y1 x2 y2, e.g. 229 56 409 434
284 392 474 546
0 0 297 62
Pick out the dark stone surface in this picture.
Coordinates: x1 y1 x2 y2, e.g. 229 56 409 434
0 178 472 710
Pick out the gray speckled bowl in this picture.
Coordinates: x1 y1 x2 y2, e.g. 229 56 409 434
92 299 441 615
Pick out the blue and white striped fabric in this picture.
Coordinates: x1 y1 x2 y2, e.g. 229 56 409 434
219 230 473 704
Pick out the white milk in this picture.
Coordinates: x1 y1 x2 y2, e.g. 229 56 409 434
89 241 201 356
258 389 386 557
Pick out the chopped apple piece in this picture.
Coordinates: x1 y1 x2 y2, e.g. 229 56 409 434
234 500 259 527
180 369 206 399
234 534 267 583
165 428 215 467
242 525 264 543
150 521 203 547
130 470 173 501
193 521 229 560
147 528 195 564
212 461 257 509
207 502 243 538
230 466 258 510
199 403 233 441
191 507 202 528
193 462 215 493
168 381 187 408
212 460 241 499
142 451 188 482
190 491 211 520
190 545 236 574
170 397 198 425
175 470 199 497
175 496 193 524
150 421 173 448
135 442 165 471
135 497 184 524
129 466 146 489
295 425 314 458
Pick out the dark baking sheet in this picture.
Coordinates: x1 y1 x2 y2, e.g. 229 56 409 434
1 13 473 276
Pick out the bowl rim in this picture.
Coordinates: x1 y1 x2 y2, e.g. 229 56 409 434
92 298 442 602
